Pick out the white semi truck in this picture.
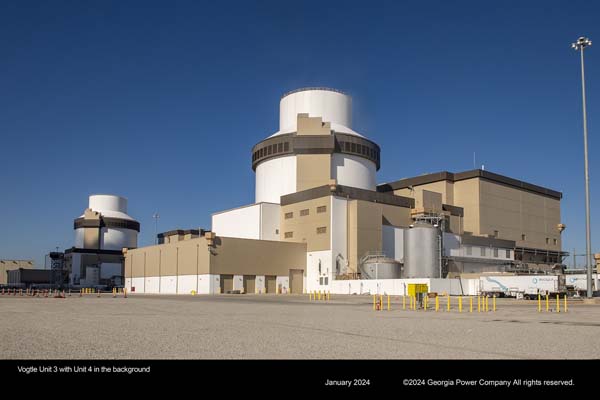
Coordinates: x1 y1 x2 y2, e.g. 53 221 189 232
479 275 566 299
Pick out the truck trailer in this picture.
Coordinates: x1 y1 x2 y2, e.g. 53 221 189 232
480 275 566 299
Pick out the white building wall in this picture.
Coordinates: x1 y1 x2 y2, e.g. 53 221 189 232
331 153 376 191
100 227 137 251
212 202 281 241
255 275 266 294
382 225 404 261
329 278 479 296
131 277 144 293
259 203 281 241
255 155 297 204
144 277 160 294
178 275 197 294
160 276 177 294
276 276 290 293
212 204 261 240
233 275 244 292
211 275 221 294
307 250 333 292
330 196 348 276
197 274 212 294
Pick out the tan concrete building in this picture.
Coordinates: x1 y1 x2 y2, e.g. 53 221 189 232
378 170 566 270
124 231 306 294
1 260 35 285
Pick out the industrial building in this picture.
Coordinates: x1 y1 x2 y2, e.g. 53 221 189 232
123 87 572 295
63 194 139 288
0 260 35 286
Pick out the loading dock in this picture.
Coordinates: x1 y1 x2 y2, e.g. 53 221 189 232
265 275 276 293
220 275 233 293
243 275 256 294
289 269 303 294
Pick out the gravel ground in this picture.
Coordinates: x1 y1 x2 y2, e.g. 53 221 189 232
1 293 599 359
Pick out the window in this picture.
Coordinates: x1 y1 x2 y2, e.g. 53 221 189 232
546 238 549 244
351 143 356 153
480 247 486 257
317 205 327 213
466 246 472 256
553 238 557 245
275 229 279 234
284 142 289 151
493 230 498 238
319 277 323 285
316 226 327 234
277 143 283 152
506 249 511 258
300 209 309 216
493 248 499 258
324 277 328 285
284 232 293 239
284 212 293 219
521 234 526 241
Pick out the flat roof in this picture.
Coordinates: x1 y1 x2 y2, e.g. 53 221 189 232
377 169 562 200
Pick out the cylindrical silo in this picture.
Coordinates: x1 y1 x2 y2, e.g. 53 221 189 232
403 223 440 278
253 88 380 204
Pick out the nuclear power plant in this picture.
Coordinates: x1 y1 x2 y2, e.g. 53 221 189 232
110 87 583 296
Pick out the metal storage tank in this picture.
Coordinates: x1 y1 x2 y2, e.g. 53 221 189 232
253 88 379 203
403 223 440 278
359 254 402 279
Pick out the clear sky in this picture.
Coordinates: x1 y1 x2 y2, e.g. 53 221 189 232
1 0 598 268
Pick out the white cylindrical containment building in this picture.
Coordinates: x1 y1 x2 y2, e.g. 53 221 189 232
74 194 139 251
253 88 380 204
403 223 441 278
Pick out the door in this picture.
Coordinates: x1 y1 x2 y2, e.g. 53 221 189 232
265 276 276 293
289 269 303 294
220 275 233 293
243 275 256 294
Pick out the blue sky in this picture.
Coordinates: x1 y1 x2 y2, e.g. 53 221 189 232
1 0 598 268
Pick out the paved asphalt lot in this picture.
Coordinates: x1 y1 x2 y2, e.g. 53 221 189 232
1 293 599 359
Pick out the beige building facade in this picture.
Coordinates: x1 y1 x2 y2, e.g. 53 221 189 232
124 232 306 294
1 260 35 285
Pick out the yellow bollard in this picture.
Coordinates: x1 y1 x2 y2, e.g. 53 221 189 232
379 294 383 310
493 295 496 312
424 295 428 311
387 295 390 311
485 296 489 312
556 294 560 313
459 296 462 313
413 295 417 310
538 294 541 312
402 295 406 310
546 294 549 312
564 295 568 313
373 294 376 310
447 294 450 312
124 288 127 298
470 296 473 313
435 295 439 312
328 291 330 301
477 296 481 313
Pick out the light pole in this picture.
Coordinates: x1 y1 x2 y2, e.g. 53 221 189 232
572 36 593 298
153 213 160 245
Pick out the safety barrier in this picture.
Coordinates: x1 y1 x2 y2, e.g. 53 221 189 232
309 290 331 302
538 294 567 313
